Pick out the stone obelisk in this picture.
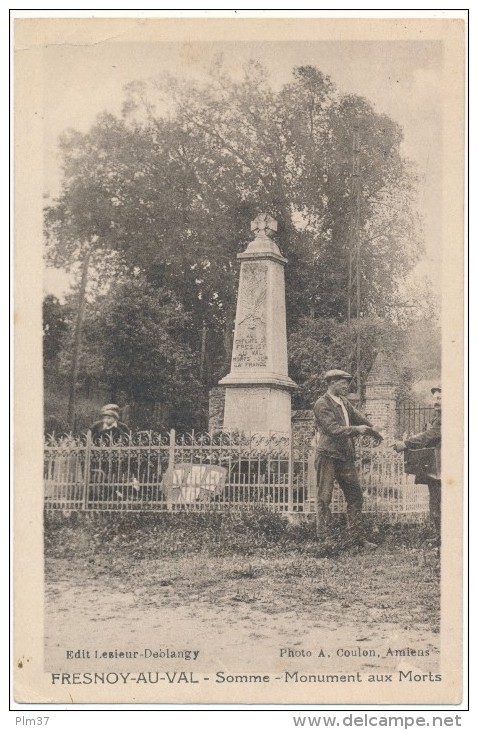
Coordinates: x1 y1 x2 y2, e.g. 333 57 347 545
219 213 296 432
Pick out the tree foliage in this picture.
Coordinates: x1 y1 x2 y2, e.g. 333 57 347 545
57 276 201 427
44 59 431 426
289 315 405 409
43 295 69 363
289 311 440 410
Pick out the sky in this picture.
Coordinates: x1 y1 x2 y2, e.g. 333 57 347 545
41 35 443 297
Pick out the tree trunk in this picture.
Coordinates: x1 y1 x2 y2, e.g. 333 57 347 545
67 248 91 429
223 308 235 370
199 324 207 382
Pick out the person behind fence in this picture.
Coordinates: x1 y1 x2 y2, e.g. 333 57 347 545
313 369 382 548
392 385 441 540
87 404 131 501
88 404 129 445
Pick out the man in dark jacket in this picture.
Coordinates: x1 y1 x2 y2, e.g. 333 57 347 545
393 386 441 538
313 370 382 546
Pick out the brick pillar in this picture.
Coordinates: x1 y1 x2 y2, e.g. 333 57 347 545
291 409 316 443
364 352 399 438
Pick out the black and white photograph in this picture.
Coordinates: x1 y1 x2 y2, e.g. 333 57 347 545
13 14 465 707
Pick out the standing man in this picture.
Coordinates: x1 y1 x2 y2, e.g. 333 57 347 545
393 385 441 539
313 369 382 547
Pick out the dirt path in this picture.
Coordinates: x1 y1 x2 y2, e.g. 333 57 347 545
45 548 440 676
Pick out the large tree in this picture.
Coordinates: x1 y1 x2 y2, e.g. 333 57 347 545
121 62 422 321
45 60 426 422
56 275 202 428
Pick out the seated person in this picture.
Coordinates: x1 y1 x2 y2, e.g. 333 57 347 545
88 404 129 445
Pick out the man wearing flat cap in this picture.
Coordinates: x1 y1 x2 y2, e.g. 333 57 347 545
313 370 382 547
393 385 441 539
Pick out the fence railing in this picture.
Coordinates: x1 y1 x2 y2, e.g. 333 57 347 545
44 430 429 519
395 403 436 438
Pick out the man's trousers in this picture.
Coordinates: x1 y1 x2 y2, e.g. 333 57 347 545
427 478 441 536
316 454 363 538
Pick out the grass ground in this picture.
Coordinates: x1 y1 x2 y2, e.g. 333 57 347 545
44 511 440 676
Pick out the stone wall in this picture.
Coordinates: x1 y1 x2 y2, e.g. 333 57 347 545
208 386 226 431
291 409 315 442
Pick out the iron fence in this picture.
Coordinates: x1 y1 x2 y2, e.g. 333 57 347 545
44 430 429 519
395 402 436 438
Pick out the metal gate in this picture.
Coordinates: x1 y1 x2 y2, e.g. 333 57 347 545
395 402 435 438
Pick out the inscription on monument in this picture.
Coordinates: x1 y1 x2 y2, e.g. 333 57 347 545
232 262 268 369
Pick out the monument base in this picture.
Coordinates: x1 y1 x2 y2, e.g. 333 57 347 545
222 386 292 433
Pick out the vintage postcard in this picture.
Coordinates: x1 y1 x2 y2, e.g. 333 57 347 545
14 15 465 706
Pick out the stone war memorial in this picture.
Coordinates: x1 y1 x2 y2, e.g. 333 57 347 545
219 213 297 433
212 214 404 442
